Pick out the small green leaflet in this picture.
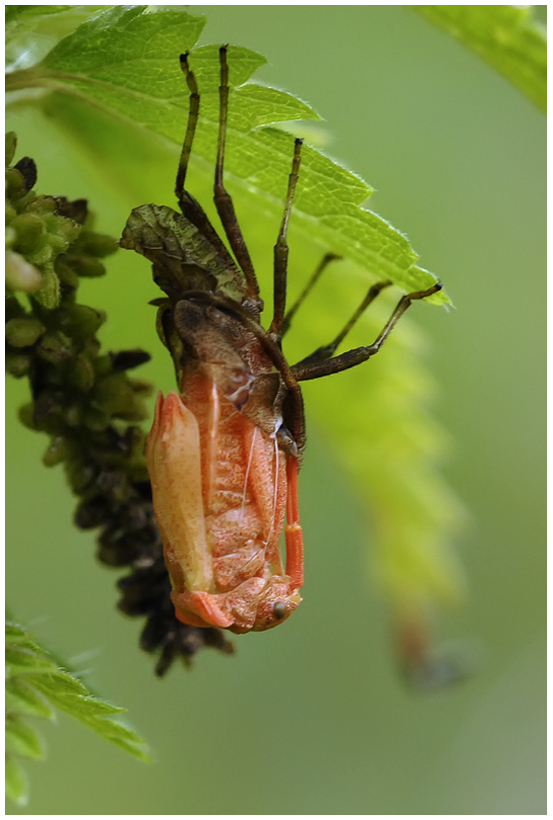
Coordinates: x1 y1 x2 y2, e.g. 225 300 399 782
5 622 149 806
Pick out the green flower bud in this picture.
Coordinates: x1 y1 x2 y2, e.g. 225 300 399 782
43 213 81 247
54 256 79 292
64 403 82 427
72 232 119 258
5 226 16 248
96 468 127 498
68 354 95 392
32 265 60 310
118 396 149 423
93 355 113 377
128 378 155 397
5 168 27 201
56 304 106 338
5 317 46 348
18 403 36 430
27 197 57 216
93 373 135 415
42 436 72 467
81 336 101 360
28 240 54 265
65 461 96 494
33 390 64 427
35 332 73 365
5 351 31 378
6 132 17 166
82 406 111 432
11 213 45 254
74 496 111 530
66 254 106 278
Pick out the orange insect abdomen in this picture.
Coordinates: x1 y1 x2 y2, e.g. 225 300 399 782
147 372 302 633
183 369 287 594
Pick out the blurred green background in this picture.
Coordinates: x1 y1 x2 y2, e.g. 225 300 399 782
6 6 545 814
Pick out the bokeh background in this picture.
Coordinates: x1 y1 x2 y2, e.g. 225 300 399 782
6 6 545 814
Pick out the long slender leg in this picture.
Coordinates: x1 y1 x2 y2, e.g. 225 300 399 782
292 283 442 381
280 252 341 338
294 279 391 368
214 45 261 308
270 138 303 337
175 53 237 269
175 52 199 199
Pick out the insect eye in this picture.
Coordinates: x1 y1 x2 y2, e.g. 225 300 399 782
273 601 287 620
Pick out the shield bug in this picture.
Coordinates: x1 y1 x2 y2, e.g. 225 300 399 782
121 46 441 635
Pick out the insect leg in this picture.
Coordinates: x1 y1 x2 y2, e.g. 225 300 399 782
280 252 341 338
269 138 303 337
294 279 391 368
175 52 199 199
284 456 303 590
175 54 235 264
214 45 261 309
292 282 442 381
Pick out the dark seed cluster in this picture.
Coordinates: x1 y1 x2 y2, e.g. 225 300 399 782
5 133 234 675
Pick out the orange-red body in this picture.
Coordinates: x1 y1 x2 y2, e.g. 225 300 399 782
147 371 303 633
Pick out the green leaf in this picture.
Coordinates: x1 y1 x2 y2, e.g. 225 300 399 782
5 754 29 806
5 714 45 759
7 6 446 301
42 6 207 76
6 6 76 23
413 5 547 113
6 5 109 72
5 621 150 805
32 674 124 715
6 622 40 643
6 643 57 674
6 677 54 720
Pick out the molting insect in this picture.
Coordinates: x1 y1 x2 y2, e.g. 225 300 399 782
121 46 441 635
